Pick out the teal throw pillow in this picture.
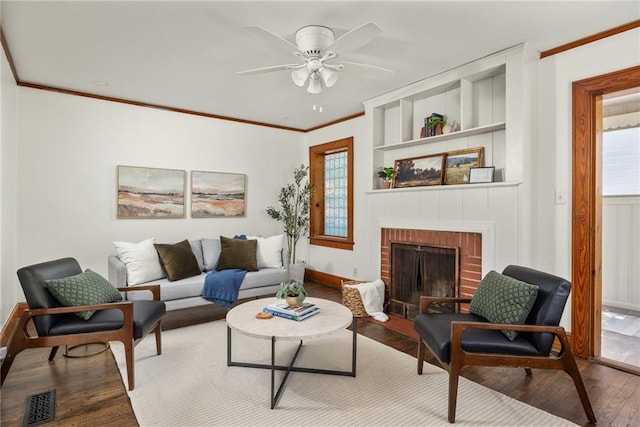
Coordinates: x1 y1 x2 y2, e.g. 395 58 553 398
45 269 123 320
469 270 539 341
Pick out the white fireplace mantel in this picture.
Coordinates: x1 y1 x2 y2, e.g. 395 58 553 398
377 218 496 274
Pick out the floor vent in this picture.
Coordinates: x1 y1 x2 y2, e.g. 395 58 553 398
23 389 56 426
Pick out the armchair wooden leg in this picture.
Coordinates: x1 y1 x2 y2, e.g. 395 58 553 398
125 341 135 391
561 352 596 424
448 367 460 423
524 368 532 376
417 338 426 375
1 312 30 387
48 346 60 361
154 322 162 355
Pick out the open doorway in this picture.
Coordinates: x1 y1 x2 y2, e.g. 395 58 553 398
571 65 640 374
600 90 640 369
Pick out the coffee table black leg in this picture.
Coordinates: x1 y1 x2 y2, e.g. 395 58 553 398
351 317 357 376
271 336 303 409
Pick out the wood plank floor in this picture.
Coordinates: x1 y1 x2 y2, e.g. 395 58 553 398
2 281 640 426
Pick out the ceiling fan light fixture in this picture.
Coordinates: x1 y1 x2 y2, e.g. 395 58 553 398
307 73 322 94
320 67 338 88
291 68 310 87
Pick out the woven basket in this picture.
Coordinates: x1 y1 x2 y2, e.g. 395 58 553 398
341 280 368 317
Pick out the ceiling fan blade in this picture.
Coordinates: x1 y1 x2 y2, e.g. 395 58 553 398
339 61 394 74
327 22 383 54
246 25 301 54
236 63 303 75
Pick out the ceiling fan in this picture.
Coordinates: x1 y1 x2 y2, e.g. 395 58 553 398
237 22 393 94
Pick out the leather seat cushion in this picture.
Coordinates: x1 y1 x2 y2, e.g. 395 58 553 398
414 312 541 364
48 300 166 339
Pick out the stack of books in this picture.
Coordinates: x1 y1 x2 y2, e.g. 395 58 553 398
262 301 319 321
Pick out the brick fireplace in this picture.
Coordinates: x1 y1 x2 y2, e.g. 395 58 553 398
381 227 483 319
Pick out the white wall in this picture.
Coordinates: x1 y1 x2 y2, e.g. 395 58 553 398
1 44 19 325
2 88 305 325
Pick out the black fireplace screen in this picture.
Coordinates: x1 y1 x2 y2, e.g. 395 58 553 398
389 243 459 319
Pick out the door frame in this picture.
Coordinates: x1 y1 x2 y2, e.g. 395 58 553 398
571 65 640 357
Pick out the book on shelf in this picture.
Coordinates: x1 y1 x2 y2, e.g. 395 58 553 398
263 306 319 321
264 301 317 316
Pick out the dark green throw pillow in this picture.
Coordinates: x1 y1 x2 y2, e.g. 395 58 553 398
45 269 123 320
216 236 258 271
154 239 201 281
469 270 539 341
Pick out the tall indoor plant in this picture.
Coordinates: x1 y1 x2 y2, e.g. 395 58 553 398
266 165 313 279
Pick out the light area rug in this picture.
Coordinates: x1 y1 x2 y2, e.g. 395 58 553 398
111 321 577 427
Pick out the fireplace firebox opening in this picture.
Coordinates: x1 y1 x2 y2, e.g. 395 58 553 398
389 242 459 320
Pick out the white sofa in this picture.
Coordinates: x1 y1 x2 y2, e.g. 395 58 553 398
108 237 289 311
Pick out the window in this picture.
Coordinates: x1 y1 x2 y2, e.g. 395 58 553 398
603 127 640 196
309 137 354 250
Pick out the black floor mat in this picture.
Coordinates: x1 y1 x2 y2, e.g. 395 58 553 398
23 389 55 426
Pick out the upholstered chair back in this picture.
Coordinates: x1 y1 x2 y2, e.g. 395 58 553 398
502 265 571 355
17 257 83 336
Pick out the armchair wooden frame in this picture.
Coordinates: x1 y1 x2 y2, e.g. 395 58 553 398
417 296 596 424
1 285 162 391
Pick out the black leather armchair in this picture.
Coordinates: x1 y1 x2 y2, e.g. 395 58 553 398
1 257 166 390
414 265 596 424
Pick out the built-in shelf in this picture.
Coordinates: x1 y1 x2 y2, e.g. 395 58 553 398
374 122 506 151
365 181 520 194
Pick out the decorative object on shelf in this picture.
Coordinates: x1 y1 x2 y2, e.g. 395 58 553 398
393 154 445 188
275 279 308 307
469 166 495 183
444 147 485 185
266 165 314 268
426 113 446 136
377 166 395 189
117 165 185 219
442 120 455 134
191 171 246 217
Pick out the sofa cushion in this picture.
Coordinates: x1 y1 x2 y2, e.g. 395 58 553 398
113 238 165 285
189 239 205 271
127 273 207 302
45 269 123 320
154 239 202 281
240 268 289 291
248 234 284 268
470 270 539 341
216 236 258 271
202 238 221 271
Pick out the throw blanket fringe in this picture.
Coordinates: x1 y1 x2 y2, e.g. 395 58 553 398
202 269 247 307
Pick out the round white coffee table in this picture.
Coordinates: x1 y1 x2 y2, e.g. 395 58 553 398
226 297 357 408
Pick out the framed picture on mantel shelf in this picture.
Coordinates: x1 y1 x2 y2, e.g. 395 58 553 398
444 147 484 185
469 167 495 184
392 154 445 188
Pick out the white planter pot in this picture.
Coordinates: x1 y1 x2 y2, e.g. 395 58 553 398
288 263 306 282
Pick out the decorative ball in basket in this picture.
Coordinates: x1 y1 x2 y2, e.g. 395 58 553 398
275 279 307 307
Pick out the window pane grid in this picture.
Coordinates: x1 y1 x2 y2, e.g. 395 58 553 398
324 152 348 237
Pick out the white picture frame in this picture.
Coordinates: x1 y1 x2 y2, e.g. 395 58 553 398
469 167 495 184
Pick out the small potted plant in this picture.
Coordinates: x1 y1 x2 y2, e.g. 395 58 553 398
377 166 395 189
276 279 308 307
427 116 447 136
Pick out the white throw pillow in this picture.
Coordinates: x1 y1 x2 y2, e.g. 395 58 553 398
248 234 284 268
113 238 165 285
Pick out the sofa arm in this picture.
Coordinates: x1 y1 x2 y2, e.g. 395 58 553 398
108 255 128 287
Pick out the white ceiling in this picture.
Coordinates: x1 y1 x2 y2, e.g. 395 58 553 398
2 1 639 130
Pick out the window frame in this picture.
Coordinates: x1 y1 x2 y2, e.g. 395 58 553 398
309 137 354 250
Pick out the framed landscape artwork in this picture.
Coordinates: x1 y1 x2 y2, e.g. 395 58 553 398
117 165 185 218
392 154 445 188
444 147 484 185
191 171 246 217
